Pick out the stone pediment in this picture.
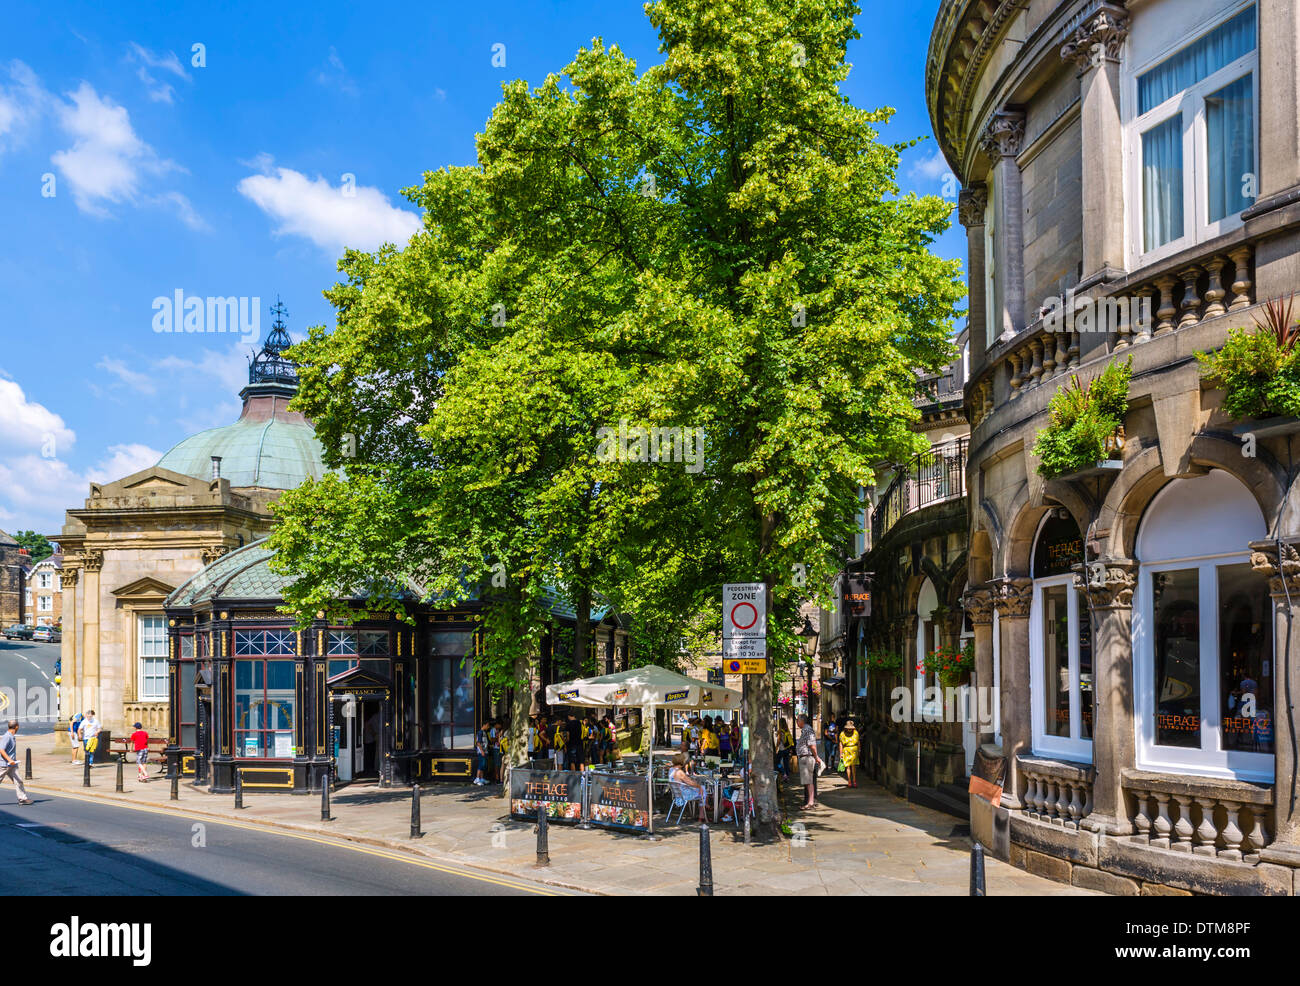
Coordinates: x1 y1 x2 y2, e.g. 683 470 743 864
89 466 209 500
110 576 177 600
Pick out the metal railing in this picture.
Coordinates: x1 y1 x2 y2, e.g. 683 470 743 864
870 438 968 542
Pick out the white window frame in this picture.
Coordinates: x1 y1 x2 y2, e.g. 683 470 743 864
1123 1 1259 268
137 614 169 701
1029 574 1094 762
1132 550 1274 782
37 595 52 612
37 572 51 589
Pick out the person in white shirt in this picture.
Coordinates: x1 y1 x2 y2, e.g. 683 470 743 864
1 720 32 805
79 711 102 767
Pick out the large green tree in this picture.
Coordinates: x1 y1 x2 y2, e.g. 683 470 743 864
271 0 963 827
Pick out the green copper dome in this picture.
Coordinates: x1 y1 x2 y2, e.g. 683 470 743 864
155 301 328 491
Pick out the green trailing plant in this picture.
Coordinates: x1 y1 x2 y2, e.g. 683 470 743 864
1032 356 1133 478
1196 295 1300 420
864 651 902 673
919 640 975 688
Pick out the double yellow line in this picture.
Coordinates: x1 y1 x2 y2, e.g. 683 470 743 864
31 786 570 896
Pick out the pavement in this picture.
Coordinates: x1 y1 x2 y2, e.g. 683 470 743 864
12 733 1100 896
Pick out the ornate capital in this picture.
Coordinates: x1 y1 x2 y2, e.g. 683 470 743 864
1060 4 1130 71
992 577 1033 619
1073 558 1137 610
1249 539 1300 596
61 567 80 589
81 550 104 573
962 587 995 626
957 185 988 228
980 110 1025 162
200 544 231 566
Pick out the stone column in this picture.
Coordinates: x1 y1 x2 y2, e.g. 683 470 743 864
963 586 996 747
958 185 989 366
994 577 1032 808
80 551 103 722
1061 3 1129 286
56 566 80 751
1077 559 1138 835
981 110 1027 342
1250 539 1300 866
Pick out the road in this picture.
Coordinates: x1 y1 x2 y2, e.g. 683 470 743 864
0 639 58 735
0 789 571 895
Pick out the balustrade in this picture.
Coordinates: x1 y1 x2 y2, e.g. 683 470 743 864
1018 758 1093 829
1124 776 1272 861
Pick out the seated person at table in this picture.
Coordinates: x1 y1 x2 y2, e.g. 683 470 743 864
669 754 708 820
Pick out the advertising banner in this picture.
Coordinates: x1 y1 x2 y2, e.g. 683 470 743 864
509 768 585 823
585 771 651 832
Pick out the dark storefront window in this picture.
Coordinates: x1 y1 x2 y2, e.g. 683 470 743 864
327 629 391 678
429 630 476 750
179 635 196 748
1153 568 1201 749
1219 563 1273 754
233 628 298 758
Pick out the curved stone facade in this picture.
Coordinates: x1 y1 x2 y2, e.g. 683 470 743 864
928 0 1300 894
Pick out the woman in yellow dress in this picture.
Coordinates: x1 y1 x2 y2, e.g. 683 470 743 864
837 719 860 788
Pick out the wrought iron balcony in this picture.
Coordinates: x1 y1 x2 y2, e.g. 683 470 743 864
870 438 968 543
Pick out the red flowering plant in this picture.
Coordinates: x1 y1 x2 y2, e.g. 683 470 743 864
864 652 902 674
920 641 975 688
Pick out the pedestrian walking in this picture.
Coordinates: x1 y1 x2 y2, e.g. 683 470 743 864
130 721 150 782
80 710 101 767
473 724 490 786
774 718 794 779
1 720 32 805
822 719 838 771
68 711 84 764
795 714 824 809
838 719 860 788
551 718 569 770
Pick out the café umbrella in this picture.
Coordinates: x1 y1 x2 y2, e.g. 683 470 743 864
545 666 743 836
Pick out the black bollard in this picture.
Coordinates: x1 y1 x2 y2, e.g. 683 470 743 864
535 805 550 866
321 768 331 822
115 754 124 792
170 772 179 801
970 840 987 897
24 747 32 780
83 756 90 787
697 821 714 896
234 770 244 810
410 783 422 839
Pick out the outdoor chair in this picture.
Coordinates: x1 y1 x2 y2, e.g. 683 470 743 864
721 785 753 830
666 779 708 825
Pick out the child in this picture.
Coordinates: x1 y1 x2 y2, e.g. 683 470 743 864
129 721 150 782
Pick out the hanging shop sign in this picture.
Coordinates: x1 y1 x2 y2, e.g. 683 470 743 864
842 576 872 618
586 771 651 832
509 768 585 823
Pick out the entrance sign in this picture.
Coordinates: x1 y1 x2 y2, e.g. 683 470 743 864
509 768 585 822
726 658 767 674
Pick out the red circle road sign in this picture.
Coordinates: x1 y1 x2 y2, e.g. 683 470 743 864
728 660 741 672
729 602 759 631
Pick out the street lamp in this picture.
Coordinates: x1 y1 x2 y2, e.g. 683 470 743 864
798 616 819 725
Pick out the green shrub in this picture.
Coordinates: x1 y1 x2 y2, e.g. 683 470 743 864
1196 326 1300 419
1032 357 1132 479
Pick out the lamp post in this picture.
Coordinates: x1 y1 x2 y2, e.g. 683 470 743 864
798 616 820 729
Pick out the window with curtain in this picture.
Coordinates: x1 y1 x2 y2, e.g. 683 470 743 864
138 615 168 700
1131 4 1257 260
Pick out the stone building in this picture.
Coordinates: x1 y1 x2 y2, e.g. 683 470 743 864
54 308 327 744
25 553 62 627
0 531 28 626
820 332 973 814
929 0 1300 893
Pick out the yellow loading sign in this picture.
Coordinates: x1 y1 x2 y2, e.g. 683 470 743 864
726 658 767 674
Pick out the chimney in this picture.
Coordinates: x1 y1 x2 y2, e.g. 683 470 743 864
211 455 223 481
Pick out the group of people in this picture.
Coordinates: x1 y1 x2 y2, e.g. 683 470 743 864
676 715 741 760
472 712 623 786
774 713 859 809
66 711 153 782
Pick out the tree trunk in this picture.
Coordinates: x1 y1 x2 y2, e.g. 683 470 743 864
502 644 536 797
748 581 779 833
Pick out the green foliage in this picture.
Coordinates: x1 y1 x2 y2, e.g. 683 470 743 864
1032 357 1132 478
1196 326 1300 420
13 531 53 562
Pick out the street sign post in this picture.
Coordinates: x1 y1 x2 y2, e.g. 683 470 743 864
725 658 767 674
723 582 766 660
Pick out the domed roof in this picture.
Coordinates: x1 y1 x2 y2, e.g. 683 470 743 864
156 394 327 490
155 300 328 491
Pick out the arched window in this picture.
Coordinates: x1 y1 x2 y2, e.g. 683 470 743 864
1030 510 1092 761
915 578 940 719
1133 469 1273 780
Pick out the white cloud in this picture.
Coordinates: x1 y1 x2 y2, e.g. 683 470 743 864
96 356 157 395
238 161 421 254
50 82 204 229
908 148 951 184
315 47 358 97
86 442 164 484
0 60 48 153
0 377 75 451
127 42 192 104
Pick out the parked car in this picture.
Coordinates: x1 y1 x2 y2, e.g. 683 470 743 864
32 626 61 643
2 624 34 640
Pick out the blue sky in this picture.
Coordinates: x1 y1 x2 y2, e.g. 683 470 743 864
0 0 961 538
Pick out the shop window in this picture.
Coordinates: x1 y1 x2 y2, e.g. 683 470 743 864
233 658 296 758
326 628 390 678
429 629 477 750
1029 512 1092 761
1127 3 1257 263
138 615 168 701
1134 469 1272 780
179 635 196 749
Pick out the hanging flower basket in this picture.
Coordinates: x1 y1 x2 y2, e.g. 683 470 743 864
864 651 902 674
920 641 975 688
